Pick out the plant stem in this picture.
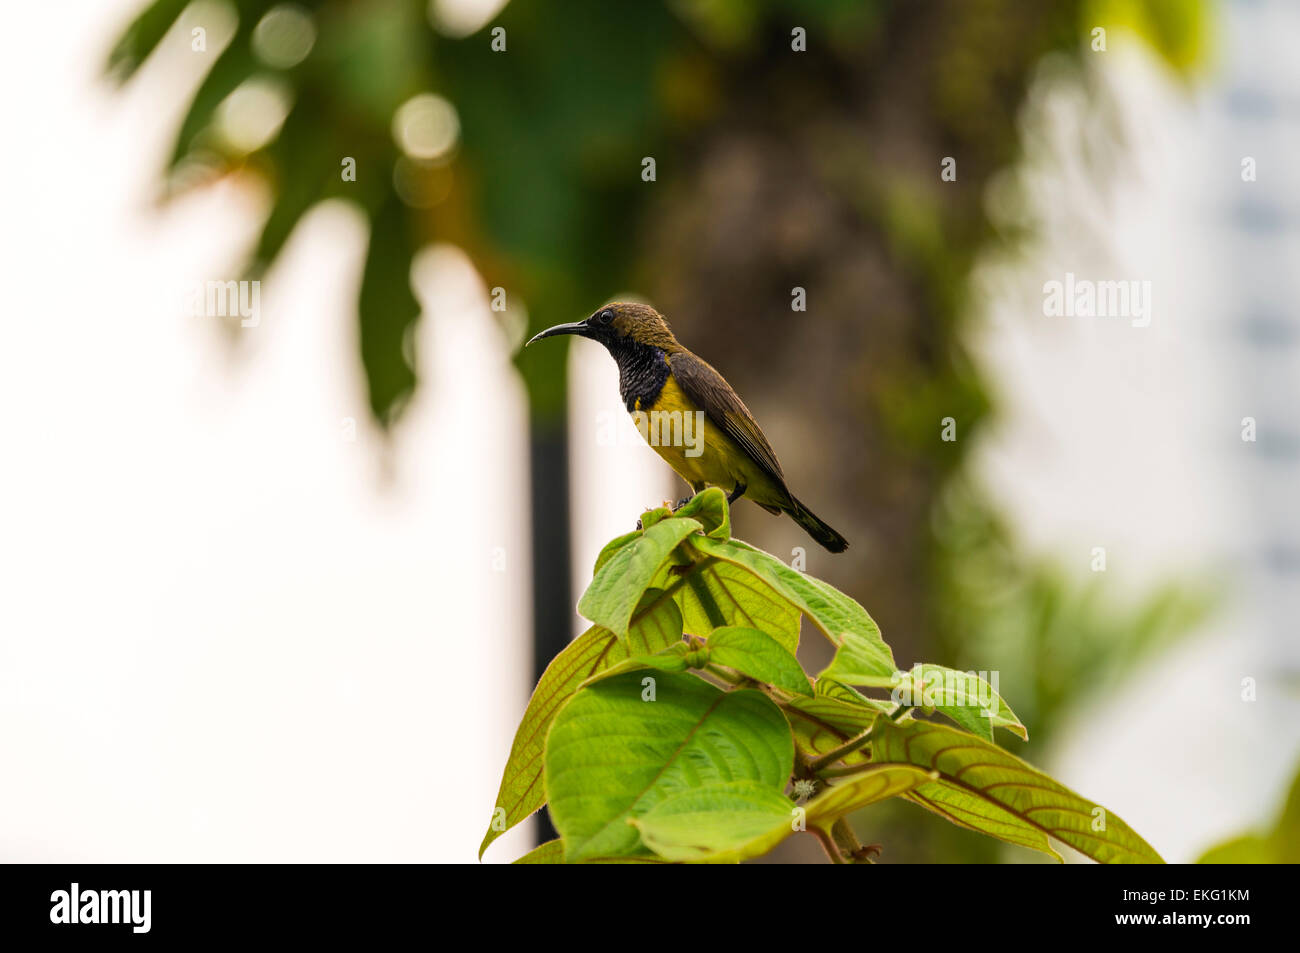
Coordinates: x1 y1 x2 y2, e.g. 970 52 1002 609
810 825 847 864
889 704 915 722
807 727 873 774
703 663 744 685
816 759 899 780
830 818 869 863
807 705 914 775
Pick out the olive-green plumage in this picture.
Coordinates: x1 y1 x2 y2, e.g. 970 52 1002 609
527 302 848 553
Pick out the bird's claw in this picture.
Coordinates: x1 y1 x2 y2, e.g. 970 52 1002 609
635 493 696 530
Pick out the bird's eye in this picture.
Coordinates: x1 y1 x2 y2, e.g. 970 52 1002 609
599 309 614 325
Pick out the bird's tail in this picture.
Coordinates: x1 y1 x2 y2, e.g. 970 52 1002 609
786 497 849 553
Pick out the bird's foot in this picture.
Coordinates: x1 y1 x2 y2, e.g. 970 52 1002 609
636 493 699 529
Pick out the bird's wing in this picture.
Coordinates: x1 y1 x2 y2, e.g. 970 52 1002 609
669 350 787 486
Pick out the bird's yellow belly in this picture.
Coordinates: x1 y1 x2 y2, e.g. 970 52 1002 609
632 377 783 503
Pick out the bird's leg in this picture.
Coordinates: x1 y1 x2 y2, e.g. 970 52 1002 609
645 485 705 527
671 483 708 512
727 482 747 504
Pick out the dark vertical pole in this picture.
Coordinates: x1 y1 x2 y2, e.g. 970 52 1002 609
529 419 572 845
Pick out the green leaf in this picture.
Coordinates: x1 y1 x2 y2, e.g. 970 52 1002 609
577 515 702 637
478 593 682 859
313 0 432 121
512 839 668 864
785 683 889 763
1197 760 1300 863
636 503 674 531
669 554 802 651
545 671 793 862
671 487 730 539
358 192 421 425
592 530 640 575
633 766 931 863
583 641 694 683
244 102 338 276
1085 0 1208 76
691 535 894 675
633 780 797 862
818 676 892 708
1196 835 1271 864
706 626 812 696
853 664 1026 741
802 764 936 831
872 718 1163 864
105 0 190 83
511 840 565 864
166 26 258 170
622 589 688 655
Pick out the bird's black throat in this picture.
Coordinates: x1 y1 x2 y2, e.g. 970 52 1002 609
609 337 670 412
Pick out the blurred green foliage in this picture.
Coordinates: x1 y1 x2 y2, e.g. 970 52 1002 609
931 478 1219 743
109 0 698 423
107 0 1208 425
1197 760 1300 863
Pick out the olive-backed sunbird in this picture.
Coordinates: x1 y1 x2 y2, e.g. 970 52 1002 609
527 302 849 553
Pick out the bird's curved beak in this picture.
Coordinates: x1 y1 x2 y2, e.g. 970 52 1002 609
525 320 590 347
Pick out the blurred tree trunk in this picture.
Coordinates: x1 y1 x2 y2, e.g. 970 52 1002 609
528 424 570 843
639 1 1082 672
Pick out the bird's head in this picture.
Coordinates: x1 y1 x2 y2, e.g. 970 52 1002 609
525 302 682 353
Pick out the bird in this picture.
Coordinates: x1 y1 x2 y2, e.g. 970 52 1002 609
526 301 848 552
